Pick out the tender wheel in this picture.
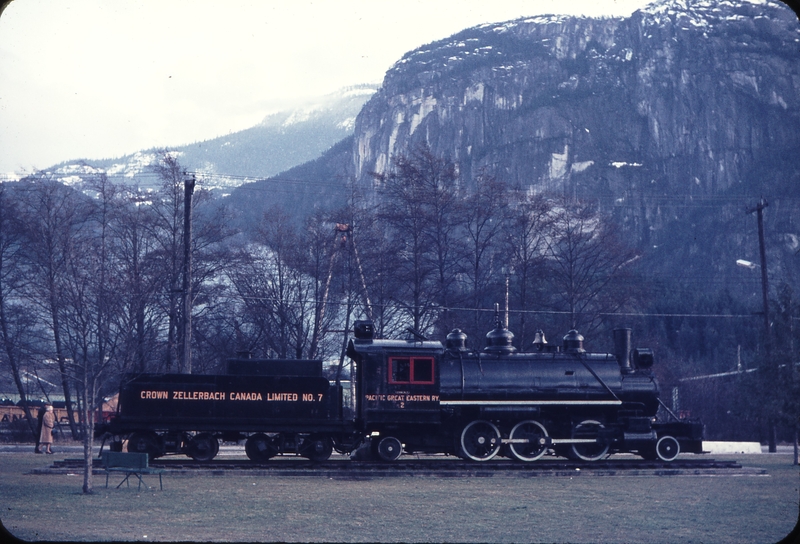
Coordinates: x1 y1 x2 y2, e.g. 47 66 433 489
655 435 680 462
127 431 162 461
376 436 403 462
245 433 278 462
186 433 219 462
302 435 333 462
509 420 549 462
569 420 609 462
460 420 502 461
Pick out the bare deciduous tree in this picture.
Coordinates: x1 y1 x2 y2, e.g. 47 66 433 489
0 184 38 434
374 144 460 334
149 151 186 372
229 208 312 359
461 173 508 337
19 174 91 439
544 200 639 334
504 190 552 347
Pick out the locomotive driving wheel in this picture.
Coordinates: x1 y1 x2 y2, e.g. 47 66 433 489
508 420 549 462
186 433 219 462
245 433 278 462
569 420 609 461
460 420 502 461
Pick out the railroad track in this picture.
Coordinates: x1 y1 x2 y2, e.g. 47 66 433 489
40 456 758 477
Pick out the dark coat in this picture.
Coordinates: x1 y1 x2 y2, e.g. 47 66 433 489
35 407 45 448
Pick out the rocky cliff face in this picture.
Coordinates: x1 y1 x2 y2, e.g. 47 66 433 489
350 0 800 247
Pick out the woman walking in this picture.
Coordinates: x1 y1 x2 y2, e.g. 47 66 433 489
39 404 56 454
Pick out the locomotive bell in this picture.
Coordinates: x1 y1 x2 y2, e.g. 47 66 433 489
532 330 548 351
562 329 585 353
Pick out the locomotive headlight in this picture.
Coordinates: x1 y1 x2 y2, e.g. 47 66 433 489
370 431 380 437
632 348 654 369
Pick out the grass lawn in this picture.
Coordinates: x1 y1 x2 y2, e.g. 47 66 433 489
1 449 798 543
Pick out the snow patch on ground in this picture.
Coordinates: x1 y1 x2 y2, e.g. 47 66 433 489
703 441 762 454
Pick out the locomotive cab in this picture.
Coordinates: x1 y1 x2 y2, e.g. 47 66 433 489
347 321 444 461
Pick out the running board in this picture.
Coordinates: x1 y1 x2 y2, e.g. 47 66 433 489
441 400 622 406
500 437 598 445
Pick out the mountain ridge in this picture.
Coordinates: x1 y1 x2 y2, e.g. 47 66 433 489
31 85 377 193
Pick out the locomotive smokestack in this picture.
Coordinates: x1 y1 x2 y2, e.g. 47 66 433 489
613 328 633 373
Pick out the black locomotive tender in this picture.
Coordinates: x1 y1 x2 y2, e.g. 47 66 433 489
99 319 703 463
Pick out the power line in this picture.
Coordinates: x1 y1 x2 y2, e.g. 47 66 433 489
226 294 761 319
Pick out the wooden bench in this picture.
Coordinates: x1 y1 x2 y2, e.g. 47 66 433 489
102 452 164 491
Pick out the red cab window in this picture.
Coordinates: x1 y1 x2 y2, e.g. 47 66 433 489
389 357 435 384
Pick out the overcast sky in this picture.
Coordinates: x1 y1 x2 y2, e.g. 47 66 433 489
0 0 652 175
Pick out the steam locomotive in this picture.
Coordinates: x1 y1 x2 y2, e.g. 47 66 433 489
97 318 703 463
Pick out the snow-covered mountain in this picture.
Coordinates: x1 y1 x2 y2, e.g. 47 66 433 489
33 85 377 194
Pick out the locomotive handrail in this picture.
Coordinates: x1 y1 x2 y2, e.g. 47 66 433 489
577 356 621 402
657 397 683 422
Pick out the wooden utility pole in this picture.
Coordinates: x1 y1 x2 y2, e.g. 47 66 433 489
747 198 771 354
747 198 775 452
182 172 195 374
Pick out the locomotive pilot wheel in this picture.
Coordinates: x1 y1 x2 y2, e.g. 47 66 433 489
508 420 549 462
245 433 278 462
460 420 502 461
569 420 609 462
376 436 403 462
186 433 219 462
